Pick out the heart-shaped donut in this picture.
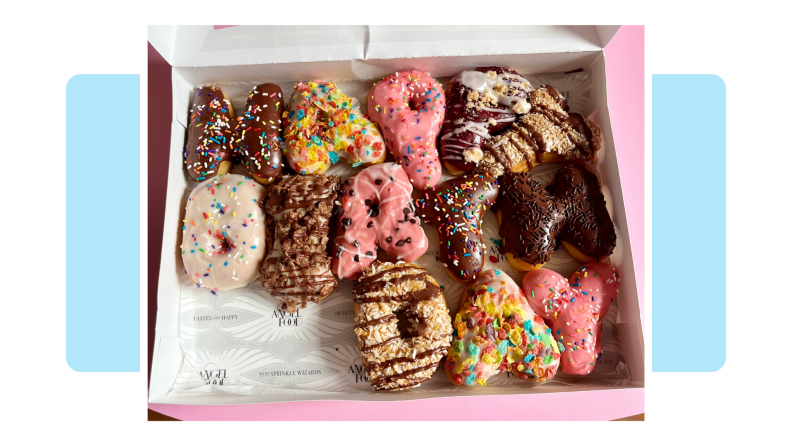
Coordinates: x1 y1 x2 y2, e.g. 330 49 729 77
331 163 428 281
284 80 387 175
444 269 560 386
495 164 616 271
414 174 498 282
522 262 620 375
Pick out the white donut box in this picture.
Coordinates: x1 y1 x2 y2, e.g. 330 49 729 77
148 25 644 404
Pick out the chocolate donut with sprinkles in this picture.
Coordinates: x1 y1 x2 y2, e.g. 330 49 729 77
414 174 498 282
184 86 235 181
522 262 620 375
495 165 616 271
233 83 284 184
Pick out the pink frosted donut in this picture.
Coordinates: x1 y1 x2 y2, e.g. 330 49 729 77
367 70 446 190
331 162 428 280
522 262 620 375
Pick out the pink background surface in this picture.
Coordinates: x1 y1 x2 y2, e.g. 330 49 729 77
147 25 644 421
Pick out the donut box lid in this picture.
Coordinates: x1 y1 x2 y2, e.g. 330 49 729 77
149 25 620 68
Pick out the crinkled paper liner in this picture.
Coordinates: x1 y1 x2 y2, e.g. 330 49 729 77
168 71 632 398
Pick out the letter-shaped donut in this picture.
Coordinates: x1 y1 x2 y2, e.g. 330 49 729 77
522 262 620 375
445 270 560 386
184 86 235 181
414 174 498 282
332 163 428 280
495 165 616 271
284 80 386 175
233 83 284 184
353 261 452 391
367 70 446 190
181 174 265 292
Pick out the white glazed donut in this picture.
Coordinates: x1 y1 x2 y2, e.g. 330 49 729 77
180 174 266 292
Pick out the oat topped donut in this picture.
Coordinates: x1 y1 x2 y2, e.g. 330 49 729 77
353 261 452 391
260 174 339 312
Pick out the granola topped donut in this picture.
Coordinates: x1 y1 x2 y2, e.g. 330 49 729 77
367 70 446 190
284 80 386 175
353 261 453 391
260 174 339 312
440 67 533 176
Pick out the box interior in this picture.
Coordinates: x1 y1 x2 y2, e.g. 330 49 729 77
149 35 644 404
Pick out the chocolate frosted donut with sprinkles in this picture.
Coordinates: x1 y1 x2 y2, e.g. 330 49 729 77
184 86 235 181
180 174 265 292
495 165 616 271
233 83 284 185
415 174 498 282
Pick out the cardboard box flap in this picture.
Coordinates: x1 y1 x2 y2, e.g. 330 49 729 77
148 25 621 68
148 25 368 67
367 25 617 60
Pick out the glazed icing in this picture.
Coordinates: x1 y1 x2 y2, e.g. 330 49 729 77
522 262 620 375
367 70 446 190
184 86 234 181
284 80 385 175
445 269 560 386
180 174 265 292
233 83 284 182
332 163 428 280
415 174 498 281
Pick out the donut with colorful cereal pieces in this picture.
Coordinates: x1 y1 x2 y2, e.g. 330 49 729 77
283 80 386 175
414 174 498 282
332 163 428 281
180 174 265 292
184 86 235 181
522 262 620 375
367 70 446 190
444 269 560 386
233 83 284 184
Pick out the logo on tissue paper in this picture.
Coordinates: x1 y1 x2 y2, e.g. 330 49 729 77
488 238 507 264
348 357 370 384
272 309 302 327
200 363 229 386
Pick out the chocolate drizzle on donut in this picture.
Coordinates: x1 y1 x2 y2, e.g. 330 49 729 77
476 85 602 177
415 175 499 281
495 165 616 265
184 86 234 181
260 174 339 312
440 67 533 172
233 83 284 182
353 262 452 391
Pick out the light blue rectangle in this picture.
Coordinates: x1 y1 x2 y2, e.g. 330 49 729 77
653 74 725 372
66 74 140 372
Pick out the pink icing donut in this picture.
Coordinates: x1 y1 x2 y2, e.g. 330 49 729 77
367 70 446 190
331 162 428 280
521 262 620 375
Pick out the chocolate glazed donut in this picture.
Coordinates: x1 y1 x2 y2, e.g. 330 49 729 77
440 67 533 175
495 165 616 271
415 175 499 282
233 83 285 185
184 86 235 181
